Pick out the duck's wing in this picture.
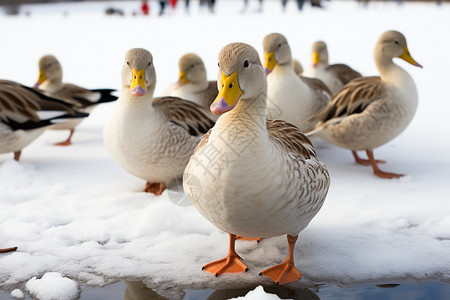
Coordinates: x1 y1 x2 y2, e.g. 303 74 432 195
327 63 362 86
153 96 215 137
0 80 86 130
199 81 219 107
300 76 332 101
54 83 117 108
307 76 386 134
267 119 318 160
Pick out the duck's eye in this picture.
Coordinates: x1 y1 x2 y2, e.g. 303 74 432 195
244 60 249 68
148 62 152 66
394 41 399 45
278 43 282 48
190 64 194 68
218 63 220 67
127 61 130 66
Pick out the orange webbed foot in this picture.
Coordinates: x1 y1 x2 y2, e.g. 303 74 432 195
202 253 248 276
374 170 404 179
260 262 302 285
144 182 167 195
54 140 72 146
352 151 385 165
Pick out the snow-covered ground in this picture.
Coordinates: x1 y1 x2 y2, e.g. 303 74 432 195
1 0 449 299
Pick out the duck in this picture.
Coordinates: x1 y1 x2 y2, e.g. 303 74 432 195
103 48 215 195
263 33 332 132
183 43 330 285
163 53 218 110
292 58 304 75
306 31 422 178
0 80 87 161
303 41 362 95
34 55 118 146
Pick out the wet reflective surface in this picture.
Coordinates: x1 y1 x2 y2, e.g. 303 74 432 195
2 280 449 299
77 281 450 300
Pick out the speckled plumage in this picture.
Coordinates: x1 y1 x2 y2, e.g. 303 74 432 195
103 48 215 188
0 80 86 159
35 55 117 138
184 43 330 239
163 53 218 110
306 31 422 178
303 41 362 95
263 33 332 132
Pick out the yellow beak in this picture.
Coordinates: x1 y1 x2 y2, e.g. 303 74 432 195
34 70 47 87
264 51 276 75
312 51 320 67
210 71 243 115
130 68 147 96
178 71 189 84
399 46 423 68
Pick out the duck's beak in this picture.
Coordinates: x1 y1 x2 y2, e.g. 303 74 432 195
130 68 147 96
264 51 276 75
210 70 243 115
34 70 47 88
178 71 189 84
175 70 189 89
312 51 320 67
399 46 423 68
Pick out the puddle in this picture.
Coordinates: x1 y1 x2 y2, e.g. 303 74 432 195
2 280 449 299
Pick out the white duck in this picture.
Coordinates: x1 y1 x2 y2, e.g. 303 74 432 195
183 43 330 285
307 31 422 178
34 55 117 145
103 48 215 195
0 80 87 161
303 41 362 95
163 53 218 109
263 33 332 132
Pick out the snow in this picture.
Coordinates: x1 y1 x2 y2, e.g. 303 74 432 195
1 0 450 299
10 289 24 299
26 272 79 300
230 286 282 300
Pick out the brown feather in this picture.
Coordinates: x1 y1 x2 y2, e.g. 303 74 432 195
267 119 317 159
153 96 215 136
312 76 386 123
326 63 362 86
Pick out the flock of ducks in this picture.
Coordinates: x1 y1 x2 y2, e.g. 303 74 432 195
0 30 422 285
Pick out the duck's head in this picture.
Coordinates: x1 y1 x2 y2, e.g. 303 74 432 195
122 48 156 97
262 33 292 75
311 41 328 68
210 43 266 115
34 55 62 88
177 53 207 87
375 30 422 68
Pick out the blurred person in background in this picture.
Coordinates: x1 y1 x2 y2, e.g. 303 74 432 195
159 0 167 15
141 0 149 15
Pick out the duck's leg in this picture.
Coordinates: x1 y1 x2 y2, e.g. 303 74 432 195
236 236 262 242
13 151 21 161
260 235 302 285
55 129 75 146
0 247 17 254
144 182 167 195
202 233 248 276
352 151 385 165
366 150 403 179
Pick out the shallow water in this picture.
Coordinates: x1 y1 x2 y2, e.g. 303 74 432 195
3 280 449 299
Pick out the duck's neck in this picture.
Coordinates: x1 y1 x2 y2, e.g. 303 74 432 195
375 54 413 87
119 87 155 114
41 78 63 93
215 92 268 137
